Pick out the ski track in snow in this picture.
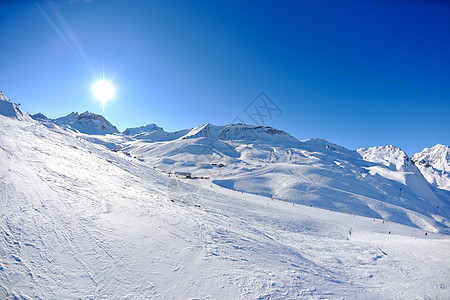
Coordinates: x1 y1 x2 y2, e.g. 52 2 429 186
0 116 450 299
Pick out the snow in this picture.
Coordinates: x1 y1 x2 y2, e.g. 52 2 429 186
96 128 449 233
1 105 450 298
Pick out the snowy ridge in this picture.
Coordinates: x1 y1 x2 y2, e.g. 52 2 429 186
183 123 298 143
123 123 163 136
55 111 119 135
0 91 32 121
301 138 355 155
123 124 190 142
413 144 450 191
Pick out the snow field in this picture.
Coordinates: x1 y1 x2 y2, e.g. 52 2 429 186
0 104 449 298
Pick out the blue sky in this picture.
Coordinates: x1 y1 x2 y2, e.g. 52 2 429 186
1 0 449 155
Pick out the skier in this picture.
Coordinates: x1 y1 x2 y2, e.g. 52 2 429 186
348 227 352 240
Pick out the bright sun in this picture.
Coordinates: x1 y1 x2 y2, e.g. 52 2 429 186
93 80 115 104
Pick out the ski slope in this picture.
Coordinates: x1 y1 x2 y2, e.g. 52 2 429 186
1 105 450 298
89 124 450 234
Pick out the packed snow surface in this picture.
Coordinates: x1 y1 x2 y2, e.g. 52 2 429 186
110 125 449 234
1 100 449 298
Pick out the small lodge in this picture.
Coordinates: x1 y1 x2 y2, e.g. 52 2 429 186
174 171 192 178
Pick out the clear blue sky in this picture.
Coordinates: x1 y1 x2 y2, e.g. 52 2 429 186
1 0 449 155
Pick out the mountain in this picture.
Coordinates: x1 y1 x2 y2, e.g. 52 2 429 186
0 91 32 121
123 123 163 135
30 112 49 121
55 111 119 135
123 124 190 142
413 144 450 191
357 145 415 172
121 123 296 144
183 123 298 143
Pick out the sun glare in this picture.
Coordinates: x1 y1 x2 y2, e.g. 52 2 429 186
93 80 115 104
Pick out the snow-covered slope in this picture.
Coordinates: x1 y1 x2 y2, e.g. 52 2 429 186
1 112 449 299
0 92 32 121
413 144 450 191
100 126 449 233
55 111 119 135
35 112 448 233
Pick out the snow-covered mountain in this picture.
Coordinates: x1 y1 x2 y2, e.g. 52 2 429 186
0 91 32 121
358 145 415 172
106 125 448 232
123 123 163 136
413 144 450 191
55 111 119 135
30 112 49 121
122 123 296 144
123 123 190 142
1 96 450 298
183 123 298 143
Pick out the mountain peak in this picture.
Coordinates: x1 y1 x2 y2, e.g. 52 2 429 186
123 123 163 136
413 145 450 171
183 123 298 143
55 111 119 135
31 112 49 121
357 145 414 171
412 144 450 191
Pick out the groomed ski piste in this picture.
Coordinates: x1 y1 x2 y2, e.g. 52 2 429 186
1 93 449 299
